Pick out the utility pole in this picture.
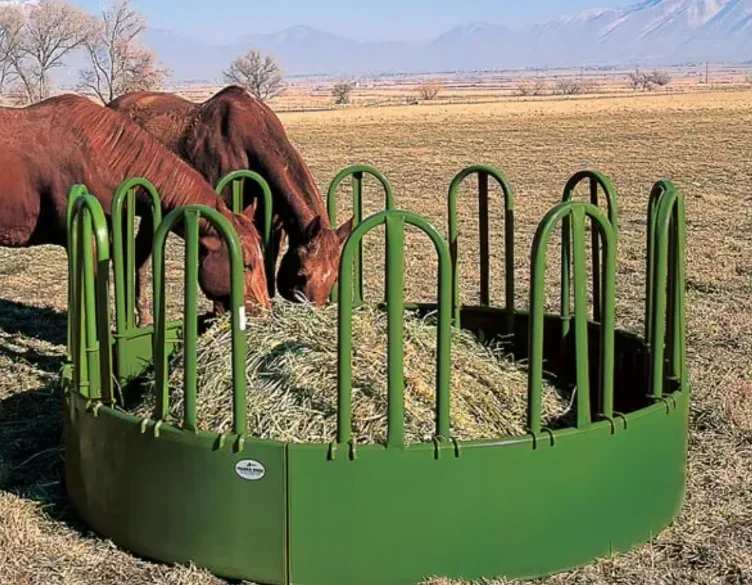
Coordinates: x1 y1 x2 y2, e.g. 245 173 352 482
705 62 709 85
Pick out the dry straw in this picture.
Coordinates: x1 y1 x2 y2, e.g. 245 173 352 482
133 300 570 444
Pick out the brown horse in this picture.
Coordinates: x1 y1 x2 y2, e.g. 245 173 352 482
108 86 353 306
0 94 269 324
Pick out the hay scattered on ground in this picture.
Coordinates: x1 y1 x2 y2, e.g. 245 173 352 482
133 301 570 444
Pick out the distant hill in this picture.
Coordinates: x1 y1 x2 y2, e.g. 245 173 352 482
139 0 752 82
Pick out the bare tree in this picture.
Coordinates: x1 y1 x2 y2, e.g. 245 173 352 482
627 68 643 91
516 77 547 96
648 69 671 89
78 0 169 103
417 81 443 101
0 0 92 104
223 49 284 102
332 80 355 105
554 77 584 96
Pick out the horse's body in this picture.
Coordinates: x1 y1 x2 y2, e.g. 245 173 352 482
0 94 269 322
108 86 352 305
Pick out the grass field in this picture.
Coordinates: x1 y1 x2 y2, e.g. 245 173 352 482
1 89 751 584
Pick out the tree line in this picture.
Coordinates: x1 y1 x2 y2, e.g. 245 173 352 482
0 0 287 105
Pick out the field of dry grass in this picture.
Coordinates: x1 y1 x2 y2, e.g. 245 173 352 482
1 89 751 584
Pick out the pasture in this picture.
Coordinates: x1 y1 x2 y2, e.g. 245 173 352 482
1 89 751 584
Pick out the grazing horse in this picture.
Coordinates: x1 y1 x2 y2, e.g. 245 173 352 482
0 94 269 324
108 86 353 306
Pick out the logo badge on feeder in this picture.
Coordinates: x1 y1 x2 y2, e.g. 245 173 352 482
235 459 266 481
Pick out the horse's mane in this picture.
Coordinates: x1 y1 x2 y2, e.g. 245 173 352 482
47 95 220 213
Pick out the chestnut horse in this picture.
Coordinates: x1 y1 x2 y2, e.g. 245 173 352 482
108 86 353 306
0 94 269 324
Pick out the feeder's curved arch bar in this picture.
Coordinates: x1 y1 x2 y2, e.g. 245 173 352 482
152 205 247 436
66 184 90 359
337 209 452 448
215 170 275 293
646 182 686 398
111 178 163 333
327 165 395 304
447 164 515 329
67 193 113 404
560 169 618 331
529 201 617 435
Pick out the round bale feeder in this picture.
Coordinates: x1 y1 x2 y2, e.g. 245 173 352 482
62 167 689 585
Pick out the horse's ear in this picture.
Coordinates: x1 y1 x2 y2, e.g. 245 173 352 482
303 215 325 242
336 216 354 244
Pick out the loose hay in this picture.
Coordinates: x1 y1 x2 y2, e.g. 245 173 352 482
132 300 570 444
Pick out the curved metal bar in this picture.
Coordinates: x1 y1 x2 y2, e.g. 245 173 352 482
215 170 275 297
152 206 247 435
111 178 162 333
529 201 616 435
67 194 113 404
647 183 686 398
327 165 395 304
560 170 618 335
645 179 675 343
447 164 515 330
66 184 90 361
337 209 452 448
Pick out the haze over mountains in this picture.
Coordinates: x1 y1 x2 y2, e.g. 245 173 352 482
143 0 752 81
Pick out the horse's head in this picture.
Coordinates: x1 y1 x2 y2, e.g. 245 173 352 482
198 213 270 315
277 215 353 306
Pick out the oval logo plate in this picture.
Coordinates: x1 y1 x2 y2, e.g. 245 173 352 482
235 459 266 481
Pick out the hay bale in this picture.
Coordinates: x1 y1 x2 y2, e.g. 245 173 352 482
132 301 570 444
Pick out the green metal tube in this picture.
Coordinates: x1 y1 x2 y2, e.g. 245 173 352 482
66 185 89 362
183 211 200 432
327 165 395 304
337 209 453 445
215 170 275 298
353 172 364 305
571 208 592 428
152 205 247 431
529 201 617 433
67 195 112 403
447 164 515 329
478 172 490 306
153 216 170 420
126 188 136 330
82 208 100 399
111 178 162 335
385 215 405 448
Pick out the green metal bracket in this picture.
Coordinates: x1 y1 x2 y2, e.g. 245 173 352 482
448 164 515 329
327 165 395 304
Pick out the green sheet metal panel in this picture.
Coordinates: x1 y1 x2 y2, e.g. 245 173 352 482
64 393 288 584
113 321 181 384
287 391 688 585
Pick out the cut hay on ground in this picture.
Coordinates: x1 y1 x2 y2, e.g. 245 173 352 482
132 300 570 444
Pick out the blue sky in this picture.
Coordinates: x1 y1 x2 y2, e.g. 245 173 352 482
66 0 629 43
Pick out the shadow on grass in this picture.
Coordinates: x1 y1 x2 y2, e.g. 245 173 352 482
0 299 68 346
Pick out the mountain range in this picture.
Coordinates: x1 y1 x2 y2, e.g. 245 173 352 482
143 0 752 81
